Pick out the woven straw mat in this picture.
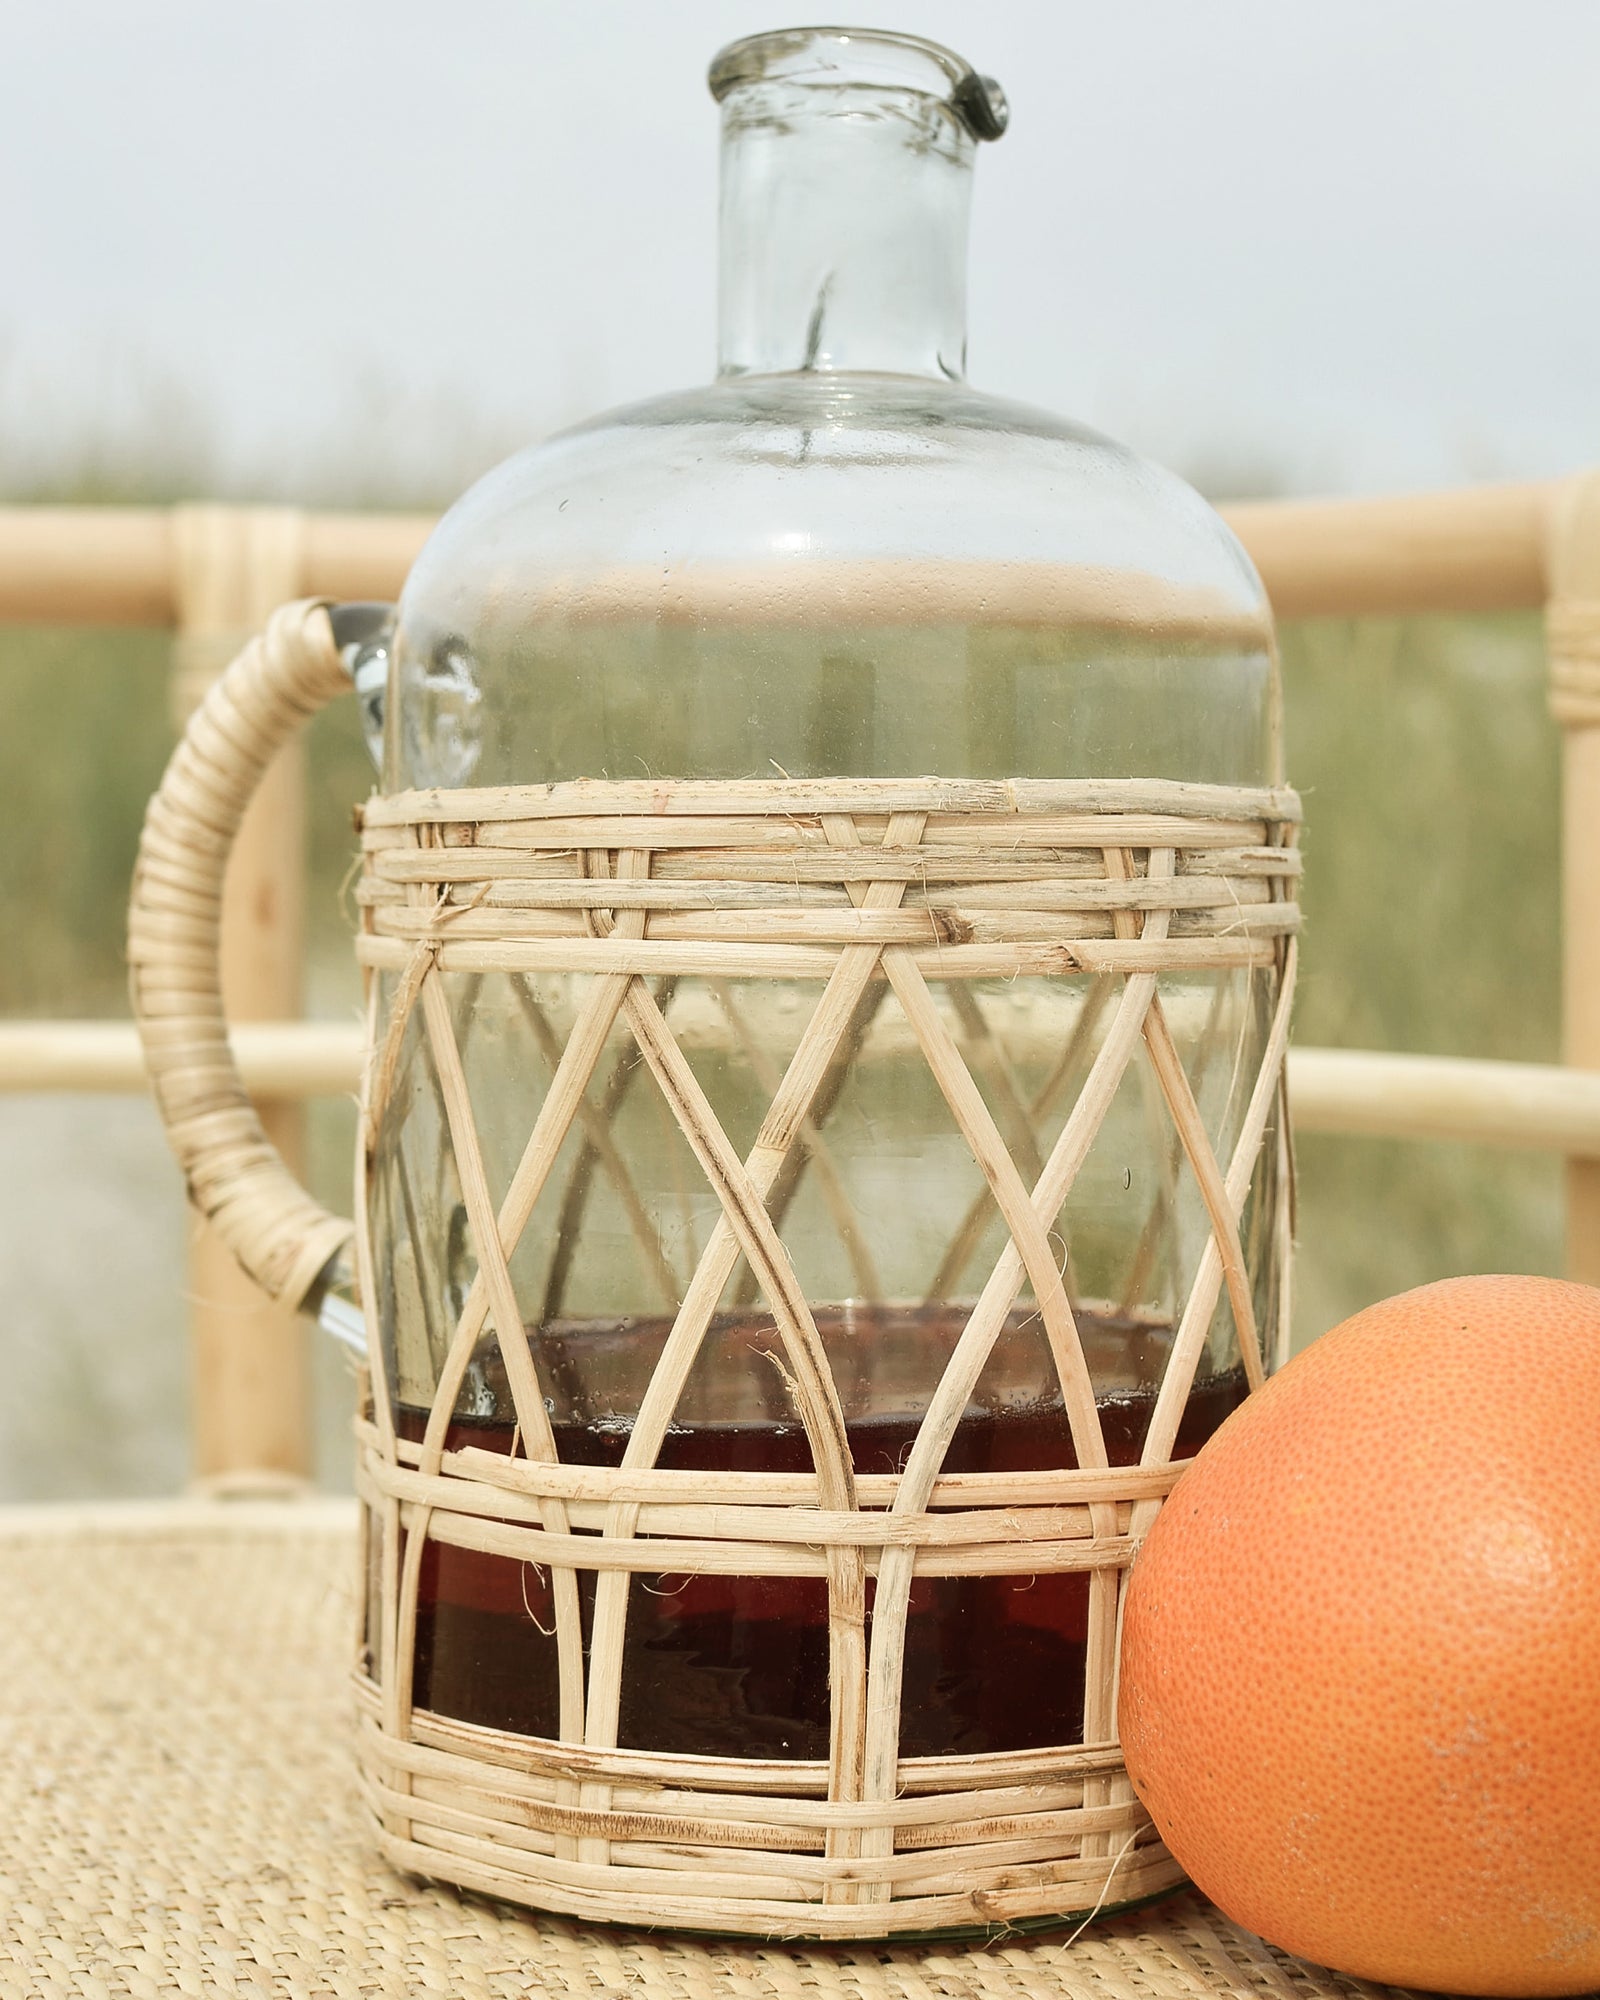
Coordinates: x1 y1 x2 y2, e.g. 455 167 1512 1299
0 1500 1457 1999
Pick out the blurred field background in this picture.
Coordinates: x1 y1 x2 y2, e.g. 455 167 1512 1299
0 504 1562 1497
3 0 1586 1496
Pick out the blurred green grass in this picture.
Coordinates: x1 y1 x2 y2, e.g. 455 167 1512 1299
1281 612 1563 1336
0 603 1566 1494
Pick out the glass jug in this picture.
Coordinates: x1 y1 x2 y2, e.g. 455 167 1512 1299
131 24 1298 1940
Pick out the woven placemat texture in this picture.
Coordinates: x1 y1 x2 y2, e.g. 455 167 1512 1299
0 1502 1420 1999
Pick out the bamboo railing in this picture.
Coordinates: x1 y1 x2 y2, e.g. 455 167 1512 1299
1 479 1594 1481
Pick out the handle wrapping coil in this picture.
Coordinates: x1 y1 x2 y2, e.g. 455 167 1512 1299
129 598 356 1310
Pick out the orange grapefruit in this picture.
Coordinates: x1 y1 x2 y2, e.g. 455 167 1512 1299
1119 1275 1600 1996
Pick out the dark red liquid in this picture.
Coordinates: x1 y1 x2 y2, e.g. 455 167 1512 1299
395 1306 1244 1759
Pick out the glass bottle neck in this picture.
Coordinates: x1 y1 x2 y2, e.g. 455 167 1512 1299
715 79 975 382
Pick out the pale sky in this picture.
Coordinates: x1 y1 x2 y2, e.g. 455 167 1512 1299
5 1 1599 502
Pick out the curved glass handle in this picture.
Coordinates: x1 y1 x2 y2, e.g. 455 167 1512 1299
128 599 373 1317
333 600 395 772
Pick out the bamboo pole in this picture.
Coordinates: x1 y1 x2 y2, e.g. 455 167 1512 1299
8 1021 1600 1159
1546 473 1600 1285
1222 481 1551 619
1564 732 1600 1283
0 1020 361 1095
0 506 432 626
170 506 316 1484
1287 1048 1600 1158
0 483 1557 629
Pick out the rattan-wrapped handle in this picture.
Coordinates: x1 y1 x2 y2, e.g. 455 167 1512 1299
129 598 357 1311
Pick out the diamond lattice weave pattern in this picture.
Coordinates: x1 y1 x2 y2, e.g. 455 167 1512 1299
352 777 1301 1934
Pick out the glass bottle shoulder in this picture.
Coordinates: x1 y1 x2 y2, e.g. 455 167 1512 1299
401 374 1265 621
388 376 1277 791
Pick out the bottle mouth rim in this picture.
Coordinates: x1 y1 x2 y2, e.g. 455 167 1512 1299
708 25 1007 139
